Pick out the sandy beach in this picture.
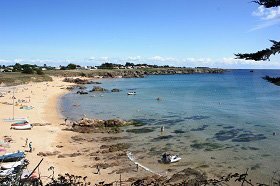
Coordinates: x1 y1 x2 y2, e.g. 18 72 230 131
0 76 154 185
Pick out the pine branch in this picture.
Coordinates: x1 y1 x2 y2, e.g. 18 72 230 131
252 0 280 8
235 40 280 61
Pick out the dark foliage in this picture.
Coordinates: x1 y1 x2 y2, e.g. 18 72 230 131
235 0 280 61
263 75 280 86
67 63 77 70
98 63 122 69
252 0 280 8
36 68 45 75
13 63 22 72
22 66 34 74
235 40 280 61
125 62 135 66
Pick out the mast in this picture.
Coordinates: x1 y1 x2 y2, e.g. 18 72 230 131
12 88 15 120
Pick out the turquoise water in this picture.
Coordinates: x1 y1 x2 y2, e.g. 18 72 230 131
61 69 280 182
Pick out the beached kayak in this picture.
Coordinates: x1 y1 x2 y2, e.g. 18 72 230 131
0 151 25 162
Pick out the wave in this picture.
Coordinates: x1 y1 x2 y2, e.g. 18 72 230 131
127 151 164 176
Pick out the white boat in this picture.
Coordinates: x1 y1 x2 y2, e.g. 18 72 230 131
161 153 181 163
127 92 136 95
1 159 24 169
169 155 182 163
11 123 32 130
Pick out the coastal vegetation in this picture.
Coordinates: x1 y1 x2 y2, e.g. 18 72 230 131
0 62 224 86
0 72 52 86
263 75 280 86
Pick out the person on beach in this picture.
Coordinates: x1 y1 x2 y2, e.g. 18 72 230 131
25 138 28 147
96 165 100 175
64 118 68 125
29 141 32 152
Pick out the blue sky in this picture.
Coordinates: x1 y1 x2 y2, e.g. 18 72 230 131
0 0 279 68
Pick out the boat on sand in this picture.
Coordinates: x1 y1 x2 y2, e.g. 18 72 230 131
10 123 32 130
11 120 29 127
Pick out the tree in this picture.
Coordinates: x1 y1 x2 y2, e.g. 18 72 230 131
22 66 34 74
235 1 280 61
99 63 114 69
125 62 134 67
13 63 22 72
67 63 77 70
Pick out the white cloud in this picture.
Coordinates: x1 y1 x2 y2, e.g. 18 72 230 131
252 6 280 20
99 57 109 61
251 6 280 30
149 56 177 62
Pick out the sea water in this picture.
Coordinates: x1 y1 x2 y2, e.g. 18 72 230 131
61 69 280 182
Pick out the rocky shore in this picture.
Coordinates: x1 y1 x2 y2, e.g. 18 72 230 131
47 67 225 79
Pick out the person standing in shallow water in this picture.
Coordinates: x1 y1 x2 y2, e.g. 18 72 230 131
161 126 165 133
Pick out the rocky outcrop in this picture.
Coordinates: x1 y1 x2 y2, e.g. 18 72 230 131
111 88 121 92
70 118 135 133
129 168 207 186
76 90 88 94
63 78 101 84
90 86 108 92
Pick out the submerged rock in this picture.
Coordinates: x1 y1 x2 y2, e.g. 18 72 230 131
151 135 174 142
190 124 209 131
173 129 186 134
126 127 155 134
100 143 130 153
214 128 267 142
232 133 266 142
214 129 241 141
190 142 224 151
185 115 210 120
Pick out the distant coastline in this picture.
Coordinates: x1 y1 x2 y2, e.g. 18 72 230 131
0 67 224 86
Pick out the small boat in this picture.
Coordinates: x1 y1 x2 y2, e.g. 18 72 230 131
127 92 136 95
11 120 29 127
161 153 181 164
11 123 32 130
1 159 24 169
0 151 25 162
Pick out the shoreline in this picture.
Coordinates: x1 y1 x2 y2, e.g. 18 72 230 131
0 76 148 184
